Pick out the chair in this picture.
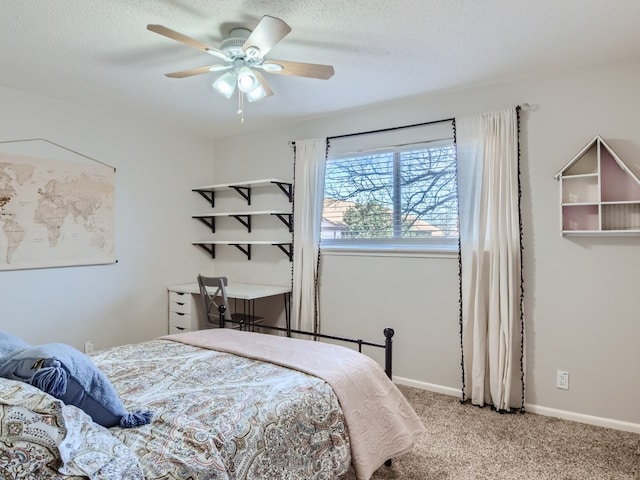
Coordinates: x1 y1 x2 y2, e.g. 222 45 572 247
197 274 264 330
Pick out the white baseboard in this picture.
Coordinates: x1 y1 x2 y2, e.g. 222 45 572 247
393 376 462 397
394 377 640 434
525 404 640 434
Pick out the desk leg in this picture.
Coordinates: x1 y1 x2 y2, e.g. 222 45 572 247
249 299 256 332
239 298 256 332
284 292 291 337
236 294 290 335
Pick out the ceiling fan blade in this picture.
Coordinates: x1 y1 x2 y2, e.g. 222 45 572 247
165 65 232 78
263 60 335 80
245 70 273 103
147 24 228 60
242 16 291 59
254 71 273 97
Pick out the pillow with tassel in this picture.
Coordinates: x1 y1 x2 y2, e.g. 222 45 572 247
0 342 152 429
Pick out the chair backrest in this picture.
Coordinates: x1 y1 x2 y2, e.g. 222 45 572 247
197 274 230 328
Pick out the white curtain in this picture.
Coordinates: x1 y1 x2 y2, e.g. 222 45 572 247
292 138 327 333
456 107 523 411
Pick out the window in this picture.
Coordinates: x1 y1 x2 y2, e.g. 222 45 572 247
321 138 459 252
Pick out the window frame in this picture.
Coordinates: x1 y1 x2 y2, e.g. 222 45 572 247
321 138 459 254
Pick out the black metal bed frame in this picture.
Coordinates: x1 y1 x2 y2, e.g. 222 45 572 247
217 305 395 379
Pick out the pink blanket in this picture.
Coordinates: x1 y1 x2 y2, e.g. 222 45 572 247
163 328 425 480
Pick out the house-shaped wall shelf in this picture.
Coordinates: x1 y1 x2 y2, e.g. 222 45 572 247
554 135 640 235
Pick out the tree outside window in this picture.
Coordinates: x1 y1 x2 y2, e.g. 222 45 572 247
322 143 458 250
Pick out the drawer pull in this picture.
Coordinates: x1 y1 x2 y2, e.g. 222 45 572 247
176 326 185 331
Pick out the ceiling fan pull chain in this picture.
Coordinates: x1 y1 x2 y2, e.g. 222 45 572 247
237 92 245 123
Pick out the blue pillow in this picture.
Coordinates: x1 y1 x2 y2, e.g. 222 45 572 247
0 331 30 362
0 343 152 429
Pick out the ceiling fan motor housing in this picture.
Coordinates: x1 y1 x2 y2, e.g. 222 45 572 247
221 28 251 58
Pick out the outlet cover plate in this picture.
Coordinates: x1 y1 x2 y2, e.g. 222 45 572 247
557 370 569 389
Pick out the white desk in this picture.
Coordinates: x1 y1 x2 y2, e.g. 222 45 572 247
169 282 290 299
167 282 292 334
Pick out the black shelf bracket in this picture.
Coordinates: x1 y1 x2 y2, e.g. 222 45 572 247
230 185 251 205
195 243 216 258
194 189 215 207
273 213 293 232
230 243 251 260
272 181 293 202
231 214 251 232
274 243 293 261
194 216 215 233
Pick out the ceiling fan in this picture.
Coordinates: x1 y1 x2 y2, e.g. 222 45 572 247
147 15 335 121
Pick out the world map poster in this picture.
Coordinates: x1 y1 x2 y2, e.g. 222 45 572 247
0 152 115 270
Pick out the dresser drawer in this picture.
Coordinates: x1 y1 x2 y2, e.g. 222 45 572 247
169 290 192 305
169 325 191 335
170 300 191 314
170 311 194 329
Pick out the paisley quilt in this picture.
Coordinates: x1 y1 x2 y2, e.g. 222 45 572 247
165 329 426 480
93 338 351 479
1 331 424 480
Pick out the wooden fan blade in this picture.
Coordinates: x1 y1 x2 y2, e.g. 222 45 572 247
254 71 274 97
165 65 231 78
242 16 291 58
263 60 335 80
147 24 228 60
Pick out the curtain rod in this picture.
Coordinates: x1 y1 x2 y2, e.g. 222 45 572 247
327 116 455 142
288 117 453 147
289 103 531 146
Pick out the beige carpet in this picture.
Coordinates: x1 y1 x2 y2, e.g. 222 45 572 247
342 385 639 480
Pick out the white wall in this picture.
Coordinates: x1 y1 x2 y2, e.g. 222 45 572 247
0 85 215 350
2 57 638 428
213 57 640 427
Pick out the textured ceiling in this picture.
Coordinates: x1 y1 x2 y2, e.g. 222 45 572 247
1 0 640 138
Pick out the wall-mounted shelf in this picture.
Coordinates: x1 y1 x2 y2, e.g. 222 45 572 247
192 210 292 233
555 136 640 235
193 178 292 206
192 241 293 261
192 178 293 260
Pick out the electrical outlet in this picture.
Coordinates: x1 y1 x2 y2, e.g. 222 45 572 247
84 341 94 354
556 370 569 390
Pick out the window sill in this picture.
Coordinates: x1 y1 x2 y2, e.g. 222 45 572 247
320 244 458 259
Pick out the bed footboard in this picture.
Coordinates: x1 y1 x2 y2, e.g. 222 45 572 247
216 305 399 470
217 305 395 379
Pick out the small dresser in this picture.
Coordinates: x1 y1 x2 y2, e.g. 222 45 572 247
168 288 199 334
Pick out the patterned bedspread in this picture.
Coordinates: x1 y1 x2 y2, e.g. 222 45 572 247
167 329 426 480
92 338 351 479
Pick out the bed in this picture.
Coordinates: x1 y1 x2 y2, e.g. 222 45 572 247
0 326 425 480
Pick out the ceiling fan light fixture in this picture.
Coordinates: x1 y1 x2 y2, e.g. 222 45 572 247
237 66 259 93
212 72 237 98
246 84 268 102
